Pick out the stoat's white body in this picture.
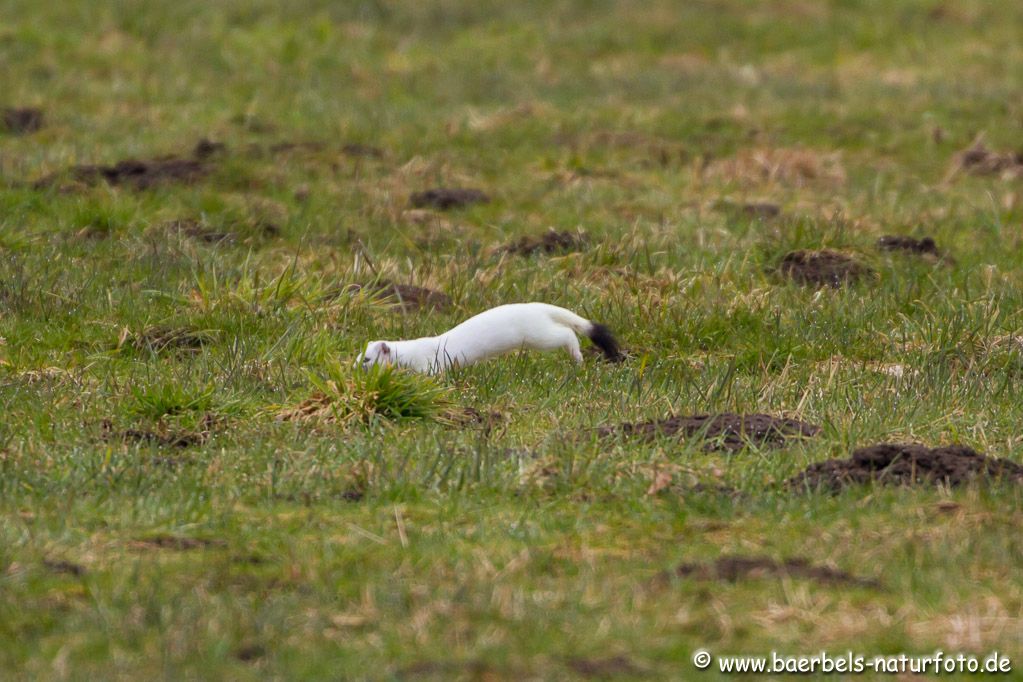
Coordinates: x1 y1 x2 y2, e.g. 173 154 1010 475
358 303 621 374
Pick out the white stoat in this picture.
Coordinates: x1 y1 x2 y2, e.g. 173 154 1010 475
357 302 623 373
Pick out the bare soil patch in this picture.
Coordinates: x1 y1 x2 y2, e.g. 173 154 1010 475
946 135 1023 181
673 555 881 589
2 107 44 134
787 443 1023 491
500 229 589 257
777 249 873 288
329 280 451 311
596 413 819 452
409 188 490 210
33 139 219 190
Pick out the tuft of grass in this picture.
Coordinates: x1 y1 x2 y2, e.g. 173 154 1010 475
297 362 453 425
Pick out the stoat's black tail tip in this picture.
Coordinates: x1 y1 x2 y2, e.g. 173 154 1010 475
588 323 624 363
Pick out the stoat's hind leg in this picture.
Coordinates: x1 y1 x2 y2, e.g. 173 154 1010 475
563 333 583 363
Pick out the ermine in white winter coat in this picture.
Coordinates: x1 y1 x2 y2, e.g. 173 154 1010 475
357 303 623 373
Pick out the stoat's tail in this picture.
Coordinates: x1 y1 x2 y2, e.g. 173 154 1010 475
548 306 624 362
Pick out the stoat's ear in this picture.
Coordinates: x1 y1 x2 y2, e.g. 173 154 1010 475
379 342 391 355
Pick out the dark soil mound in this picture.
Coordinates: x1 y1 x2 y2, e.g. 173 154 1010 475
409 188 490 210
332 280 451 311
501 229 588 256
777 249 872 288
33 140 219 190
787 443 1023 491
597 413 819 452
673 555 881 589
877 235 954 264
947 136 1023 179
2 107 44 134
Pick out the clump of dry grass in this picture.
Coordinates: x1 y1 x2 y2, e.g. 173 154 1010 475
278 364 452 426
705 147 847 187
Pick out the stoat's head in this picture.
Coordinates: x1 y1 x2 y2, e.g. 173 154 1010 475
356 340 394 369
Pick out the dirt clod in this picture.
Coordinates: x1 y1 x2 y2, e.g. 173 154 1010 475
787 443 1023 491
409 188 490 210
877 235 953 264
2 107 44 134
501 229 589 257
777 249 872 288
597 413 819 452
673 555 881 589
33 140 217 190
332 280 451 311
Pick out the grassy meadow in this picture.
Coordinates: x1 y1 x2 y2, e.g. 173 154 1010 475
2 0 1023 678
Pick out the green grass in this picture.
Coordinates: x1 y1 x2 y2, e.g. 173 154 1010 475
2 0 1023 678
